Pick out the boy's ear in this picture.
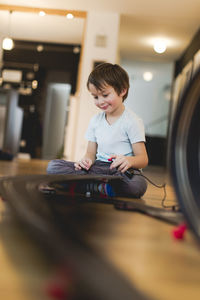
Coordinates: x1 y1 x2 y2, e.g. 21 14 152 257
120 88 127 97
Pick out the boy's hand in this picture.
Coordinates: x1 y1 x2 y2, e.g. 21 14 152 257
109 154 132 173
74 158 93 171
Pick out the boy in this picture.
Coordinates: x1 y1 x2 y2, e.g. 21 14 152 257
47 63 148 198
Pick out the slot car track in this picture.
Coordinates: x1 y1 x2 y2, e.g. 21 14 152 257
0 174 151 300
0 173 184 300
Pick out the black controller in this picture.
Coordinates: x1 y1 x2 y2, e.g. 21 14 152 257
124 168 136 179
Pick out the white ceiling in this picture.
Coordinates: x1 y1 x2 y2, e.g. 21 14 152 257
0 0 200 62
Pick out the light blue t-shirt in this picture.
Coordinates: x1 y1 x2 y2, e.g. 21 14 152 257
85 107 145 162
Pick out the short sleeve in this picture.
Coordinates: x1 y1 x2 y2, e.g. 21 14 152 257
85 115 97 142
126 114 146 144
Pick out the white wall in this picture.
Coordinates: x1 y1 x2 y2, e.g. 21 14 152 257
121 60 174 137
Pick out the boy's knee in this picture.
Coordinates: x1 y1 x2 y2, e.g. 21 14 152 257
120 174 147 198
46 159 78 175
134 183 147 198
46 159 59 174
46 159 68 174
133 177 147 198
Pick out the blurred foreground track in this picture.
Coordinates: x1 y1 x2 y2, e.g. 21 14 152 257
0 159 200 300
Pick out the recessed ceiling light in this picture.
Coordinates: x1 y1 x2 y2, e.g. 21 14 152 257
39 11 46 17
153 39 167 54
143 72 153 81
66 13 74 19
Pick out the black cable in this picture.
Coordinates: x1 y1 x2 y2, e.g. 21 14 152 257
136 172 180 211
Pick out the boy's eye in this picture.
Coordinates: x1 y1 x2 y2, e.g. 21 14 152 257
93 96 98 99
103 94 108 98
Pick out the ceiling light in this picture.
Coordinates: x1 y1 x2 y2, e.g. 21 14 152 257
37 44 44 52
143 72 153 82
66 13 74 19
39 11 46 16
2 11 14 51
153 39 167 54
33 64 39 72
26 72 34 80
2 37 14 50
32 80 38 89
73 46 80 54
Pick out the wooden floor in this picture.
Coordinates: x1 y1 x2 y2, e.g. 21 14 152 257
0 158 200 300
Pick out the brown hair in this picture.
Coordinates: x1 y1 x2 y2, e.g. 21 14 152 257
87 63 130 101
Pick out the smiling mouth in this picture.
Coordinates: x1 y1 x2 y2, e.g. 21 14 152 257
100 105 109 110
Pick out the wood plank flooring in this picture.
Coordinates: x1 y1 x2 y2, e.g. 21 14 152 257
0 158 200 300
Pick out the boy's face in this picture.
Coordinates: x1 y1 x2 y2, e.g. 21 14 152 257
88 83 126 114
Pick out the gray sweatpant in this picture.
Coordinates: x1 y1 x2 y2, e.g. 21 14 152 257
47 159 147 198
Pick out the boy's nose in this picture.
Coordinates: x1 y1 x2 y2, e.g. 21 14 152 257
98 97 105 105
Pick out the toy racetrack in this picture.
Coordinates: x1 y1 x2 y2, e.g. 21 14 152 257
0 174 184 300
